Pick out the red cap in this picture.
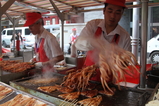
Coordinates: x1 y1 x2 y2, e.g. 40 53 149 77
24 12 42 26
72 28 76 31
105 0 126 8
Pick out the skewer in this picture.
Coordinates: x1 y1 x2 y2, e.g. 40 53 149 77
66 99 76 106
59 98 67 106
59 94 71 106
59 95 78 106
71 99 78 106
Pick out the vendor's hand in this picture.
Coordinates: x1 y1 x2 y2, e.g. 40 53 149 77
35 62 43 69
30 58 36 63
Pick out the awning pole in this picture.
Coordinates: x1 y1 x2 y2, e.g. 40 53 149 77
5 13 22 56
0 0 16 55
132 1 140 61
49 0 65 51
139 0 148 88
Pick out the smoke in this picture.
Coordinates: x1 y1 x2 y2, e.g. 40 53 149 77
32 65 57 79
79 35 113 65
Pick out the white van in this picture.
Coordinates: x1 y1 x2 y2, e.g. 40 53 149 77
44 25 60 36
147 34 159 63
1 27 35 48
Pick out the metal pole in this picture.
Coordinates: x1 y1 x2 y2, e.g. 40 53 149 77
49 0 65 51
61 21 64 51
132 1 140 61
0 0 16 55
139 0 148 88
0 2 3 81
0 2 2 56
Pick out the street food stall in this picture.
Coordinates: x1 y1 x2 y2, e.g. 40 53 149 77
0 59 152 106
0 59 155 106
1 0 159 106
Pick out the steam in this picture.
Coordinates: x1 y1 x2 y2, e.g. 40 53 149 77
33 66 57 79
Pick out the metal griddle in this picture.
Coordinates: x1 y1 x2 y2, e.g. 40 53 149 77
0 68 39 84
10 73 151 106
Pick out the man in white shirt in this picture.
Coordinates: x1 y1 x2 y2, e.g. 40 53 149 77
75 0 131 52
24 12 64 72
74 0 131 81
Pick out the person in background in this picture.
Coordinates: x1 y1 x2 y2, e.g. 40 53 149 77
70 28 79 44
10 33 18 51
16 32 23 49
74 0 131 81
70 28 85 57
10 32 23 49
24 12 64 72
10 33 17 47
70 28 79 57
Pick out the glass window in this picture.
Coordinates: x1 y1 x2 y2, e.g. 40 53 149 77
52 18 55 24
46 28 50 32
25 28 31 35
7 30 13 35
46 20 50 25
15 30 22 34
2 30 6 35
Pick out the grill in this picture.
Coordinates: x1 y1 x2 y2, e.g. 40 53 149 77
0 68 41 84
10 73 151 106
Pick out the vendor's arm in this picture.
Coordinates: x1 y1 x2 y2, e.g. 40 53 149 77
43 34 64 67
75 20 98 51
42 55 64 67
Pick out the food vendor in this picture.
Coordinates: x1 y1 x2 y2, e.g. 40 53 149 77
24 12 64 72
74 0 132 81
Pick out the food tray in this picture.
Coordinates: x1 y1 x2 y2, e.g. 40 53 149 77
0 84 56 106
0 90 56 106
0 81 17 91
0 81 17 102
10 73 151 106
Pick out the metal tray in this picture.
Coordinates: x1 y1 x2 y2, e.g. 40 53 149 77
10 73 151 106
0 87 56 106
0 81 17 102
0 68 40 84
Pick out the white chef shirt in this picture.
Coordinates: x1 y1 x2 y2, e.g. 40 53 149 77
35 29 63 60
75 19 131 51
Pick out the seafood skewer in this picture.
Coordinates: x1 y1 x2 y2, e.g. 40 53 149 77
94 37 139 93
61 37 139 95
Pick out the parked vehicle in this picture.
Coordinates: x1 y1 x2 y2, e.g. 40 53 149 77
1 27 35 48
44 25 60 37
147 35 159 63
2 38 10 48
